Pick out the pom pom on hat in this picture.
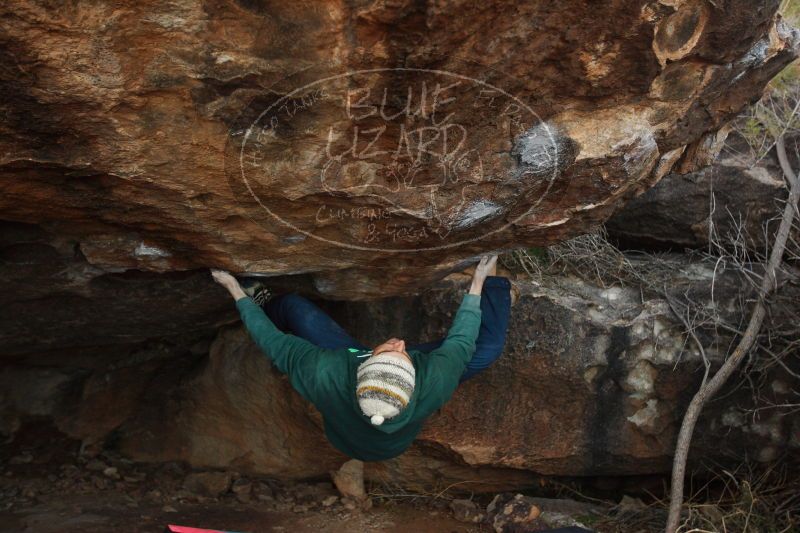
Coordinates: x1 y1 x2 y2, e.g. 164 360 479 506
356 353 416 425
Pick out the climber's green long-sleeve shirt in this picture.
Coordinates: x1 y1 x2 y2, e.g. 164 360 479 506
235 294 482 461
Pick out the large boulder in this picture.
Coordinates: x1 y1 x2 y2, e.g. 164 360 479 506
607 133 795 251
33 258 788 491
0 0 797 301
0 221 236 357
1 0 798 495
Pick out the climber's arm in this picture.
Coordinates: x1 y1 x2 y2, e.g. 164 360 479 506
212 269 320 401
428 293 481 372
419 256 495 403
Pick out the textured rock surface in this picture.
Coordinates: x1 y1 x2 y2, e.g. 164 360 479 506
8 261 789 490
0 221 236 357
1 0 797 299
607 133 795 251
1 0 799 495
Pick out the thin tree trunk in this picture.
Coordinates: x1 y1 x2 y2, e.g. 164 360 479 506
665 136 800 533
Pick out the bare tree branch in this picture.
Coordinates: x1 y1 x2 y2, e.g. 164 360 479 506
666 135 800 533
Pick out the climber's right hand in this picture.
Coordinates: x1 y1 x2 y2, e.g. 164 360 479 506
211 268 237 288
211 269 247 300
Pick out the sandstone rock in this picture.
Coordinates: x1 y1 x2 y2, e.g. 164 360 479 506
231 477 252 503
342 498 358 512
322 495 339 507
254 481 275 501
539 512 593 531
607 134 793 251
616 495 648 513
257 493 275 503
3 228 798 500
231 478 252 497
330 459 368 502
450 498 484 523
182 471 232 498
0 220 237 358
292 481 337 504
523 498 605 518
94 254 796 489
3 250 797 491
0 2 797 493
0 366 79 422
0 1 796 303
486 493 542 532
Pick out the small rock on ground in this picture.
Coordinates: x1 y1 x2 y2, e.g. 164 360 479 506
330 459 366 501
183 471 232 498
449 498 484 523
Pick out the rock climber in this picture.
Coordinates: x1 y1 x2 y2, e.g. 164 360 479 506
211 255 511 461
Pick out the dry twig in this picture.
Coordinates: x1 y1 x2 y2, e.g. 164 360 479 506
665 135 800 533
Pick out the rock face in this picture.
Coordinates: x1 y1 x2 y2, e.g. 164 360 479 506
1 0 799 494
0 220 236 357
1 1 797 299
13 262 788 491
607 133 795 251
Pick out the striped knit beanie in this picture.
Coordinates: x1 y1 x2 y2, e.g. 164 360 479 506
356 353 416 426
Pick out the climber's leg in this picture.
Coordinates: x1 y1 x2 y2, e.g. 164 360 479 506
262 293 369 350
406 276 512 382
461 275 512 381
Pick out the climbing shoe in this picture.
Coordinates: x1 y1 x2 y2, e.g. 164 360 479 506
238 277 273 306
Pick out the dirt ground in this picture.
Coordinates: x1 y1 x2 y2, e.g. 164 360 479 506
1 493 482 533
0 427 484 533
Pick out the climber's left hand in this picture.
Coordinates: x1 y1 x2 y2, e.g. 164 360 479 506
469 255 498 295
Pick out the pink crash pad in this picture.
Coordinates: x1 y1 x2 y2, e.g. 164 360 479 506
166 526 241 533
